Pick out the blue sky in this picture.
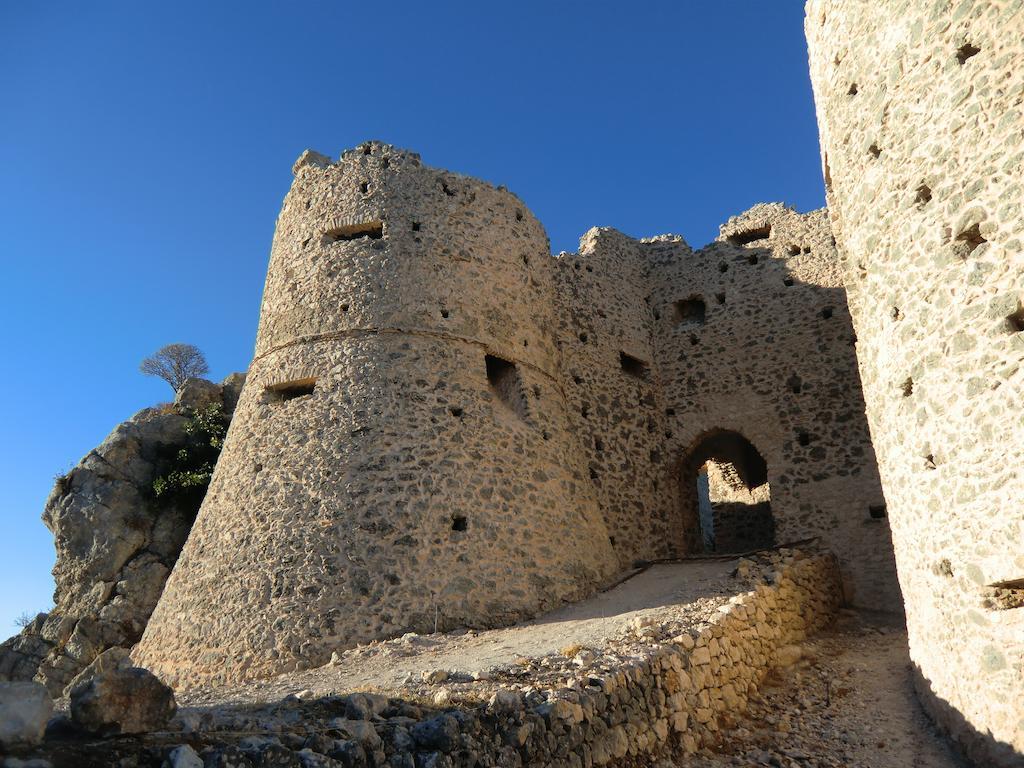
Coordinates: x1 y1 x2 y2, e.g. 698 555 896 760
0 1 823 638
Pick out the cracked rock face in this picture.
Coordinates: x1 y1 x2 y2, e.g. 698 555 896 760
0 375 244 696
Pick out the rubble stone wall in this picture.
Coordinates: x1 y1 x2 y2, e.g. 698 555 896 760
806 2 1024 764
135 144 899 691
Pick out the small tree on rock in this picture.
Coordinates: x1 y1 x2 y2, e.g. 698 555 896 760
140 343 210 393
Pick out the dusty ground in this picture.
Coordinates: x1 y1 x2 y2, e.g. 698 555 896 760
181 558 739 707
682 609 964 768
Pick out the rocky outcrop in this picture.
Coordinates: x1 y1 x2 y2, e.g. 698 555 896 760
0 681 52 747
70 664 177 735
0 374 244 696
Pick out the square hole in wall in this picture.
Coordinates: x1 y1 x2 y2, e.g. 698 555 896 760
868 504 887 519
672 296 706 325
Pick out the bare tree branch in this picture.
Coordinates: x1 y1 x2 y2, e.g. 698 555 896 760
140 343 210 393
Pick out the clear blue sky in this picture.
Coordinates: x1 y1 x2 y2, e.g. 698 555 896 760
0 2 823 638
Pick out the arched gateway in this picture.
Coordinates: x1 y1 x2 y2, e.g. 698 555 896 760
678 429 773 554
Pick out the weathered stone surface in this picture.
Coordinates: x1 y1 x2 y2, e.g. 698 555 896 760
69 665 176 735
135 143 897 690
807 2 1024 764
0 375 244 696
0 681 51 747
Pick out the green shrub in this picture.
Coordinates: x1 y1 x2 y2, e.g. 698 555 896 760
152 403 229 507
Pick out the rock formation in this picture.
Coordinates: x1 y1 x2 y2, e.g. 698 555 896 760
0 375 244 696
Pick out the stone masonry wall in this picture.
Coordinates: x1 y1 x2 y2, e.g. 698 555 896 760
653 205 900 609
135 144 899 691
806 2 1024 764
705 460 774 554
557 203 900 608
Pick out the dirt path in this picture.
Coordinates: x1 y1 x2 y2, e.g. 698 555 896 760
182 558 738 707
682 609 964 768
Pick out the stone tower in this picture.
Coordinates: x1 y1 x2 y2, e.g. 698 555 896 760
134 142 618 688
806 2 1024 764
134 142 900 691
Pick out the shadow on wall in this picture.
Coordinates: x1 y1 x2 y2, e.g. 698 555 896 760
650 229 901 611
913 664 1023 768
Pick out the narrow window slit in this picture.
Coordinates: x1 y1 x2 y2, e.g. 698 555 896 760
484 354 526 419
266 377 317 403
325 221 384 242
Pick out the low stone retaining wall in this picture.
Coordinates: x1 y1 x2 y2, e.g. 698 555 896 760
12 549 842 767
487 549 842 765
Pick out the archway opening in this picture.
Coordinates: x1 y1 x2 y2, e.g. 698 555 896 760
680 429 774 554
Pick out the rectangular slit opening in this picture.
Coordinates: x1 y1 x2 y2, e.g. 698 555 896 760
266 377 317 403
325 221 384 242
727 225 771 245
985 578 1024 610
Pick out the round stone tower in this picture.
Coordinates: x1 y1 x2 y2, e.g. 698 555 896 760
134 142 617 688
807 2 1024 764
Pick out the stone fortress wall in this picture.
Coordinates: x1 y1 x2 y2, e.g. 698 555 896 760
557 203 900 609
806 2 1024 764
135 144 619 689
135 142 900 690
